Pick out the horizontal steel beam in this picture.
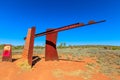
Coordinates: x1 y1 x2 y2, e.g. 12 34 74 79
24 20 106 40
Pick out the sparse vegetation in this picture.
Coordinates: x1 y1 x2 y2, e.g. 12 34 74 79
16 60 31 71
0 43 120 80
0 43 120 51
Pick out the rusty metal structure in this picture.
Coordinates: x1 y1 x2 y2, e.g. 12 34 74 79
22 20 106 65
24 20 105 39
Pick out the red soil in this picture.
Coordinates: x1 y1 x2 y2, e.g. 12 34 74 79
0 57 119 80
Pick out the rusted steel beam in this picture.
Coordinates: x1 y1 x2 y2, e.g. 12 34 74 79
24 20 106 39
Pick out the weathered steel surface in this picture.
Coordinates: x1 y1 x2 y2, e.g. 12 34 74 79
22 20 106 62
24 20 105 39
45 29 58 61
22 27 36 65
2 44 12 62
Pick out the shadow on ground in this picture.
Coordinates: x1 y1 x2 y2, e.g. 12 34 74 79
12 58 20 62
32 56 41 66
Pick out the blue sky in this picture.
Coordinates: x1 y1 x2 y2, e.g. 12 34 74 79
0 0 120 46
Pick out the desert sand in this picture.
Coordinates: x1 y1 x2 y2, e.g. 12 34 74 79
0 53 119 80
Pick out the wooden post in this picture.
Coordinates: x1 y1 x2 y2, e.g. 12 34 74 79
2 44 12 62
45 29 58 61
22 27 36 65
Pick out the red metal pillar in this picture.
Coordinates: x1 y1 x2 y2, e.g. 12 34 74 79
45 29 58 61
2 44 12 62
22 27 36 65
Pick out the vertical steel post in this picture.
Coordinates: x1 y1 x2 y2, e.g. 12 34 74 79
45 29 58 61
22 27 36 65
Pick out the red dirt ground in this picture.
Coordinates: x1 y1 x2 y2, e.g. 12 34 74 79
0 56 119 80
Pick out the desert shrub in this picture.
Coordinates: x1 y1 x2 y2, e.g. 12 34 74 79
34 46 44 49
111 46 120 50
0 44 4 49
16 60 31 71
57 43 67 48
12 45 24 50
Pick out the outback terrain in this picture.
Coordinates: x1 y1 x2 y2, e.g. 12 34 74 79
0 46 120 80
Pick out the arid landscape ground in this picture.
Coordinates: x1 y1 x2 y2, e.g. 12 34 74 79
0 47 120 80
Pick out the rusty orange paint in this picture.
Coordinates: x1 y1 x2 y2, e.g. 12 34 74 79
45 29 58 61
22 27 36 65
